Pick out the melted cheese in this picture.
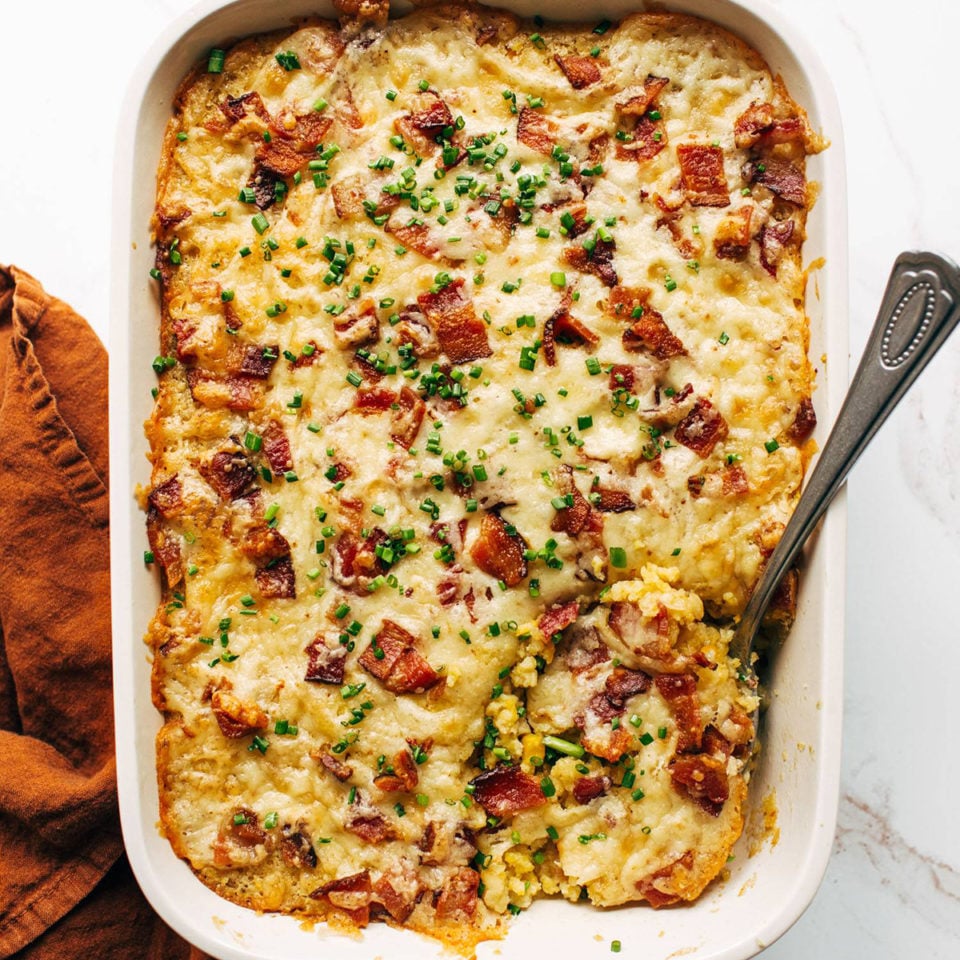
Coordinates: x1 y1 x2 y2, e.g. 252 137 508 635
146 2 817 948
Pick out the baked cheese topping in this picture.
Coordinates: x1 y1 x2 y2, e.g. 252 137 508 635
145 2 818 948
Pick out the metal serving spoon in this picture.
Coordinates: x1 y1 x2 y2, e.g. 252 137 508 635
730 251 960 687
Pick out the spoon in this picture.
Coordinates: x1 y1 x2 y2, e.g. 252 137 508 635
730 250 960 691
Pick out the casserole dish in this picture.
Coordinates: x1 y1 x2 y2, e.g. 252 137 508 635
115 6 848 956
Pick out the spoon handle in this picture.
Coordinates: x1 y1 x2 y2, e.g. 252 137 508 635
733 251 960 659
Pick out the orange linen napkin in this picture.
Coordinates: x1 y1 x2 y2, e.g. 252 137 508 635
0 266 201 960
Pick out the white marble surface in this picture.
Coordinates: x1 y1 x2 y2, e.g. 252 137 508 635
2 0 958 956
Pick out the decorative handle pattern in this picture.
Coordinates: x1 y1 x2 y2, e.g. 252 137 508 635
731 251 960 671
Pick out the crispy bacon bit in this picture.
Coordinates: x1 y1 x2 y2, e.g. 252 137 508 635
653 194 701 260
616 115 667 163
555 54 601 89
212 807 268 868
594 486 636 513
573 775 612 804
255 139 307 178
713 206 753 260
148 476 183 518
435 867 480 919
305 635 348 684
409 94 454 135
471 512 528 586
345 796 397 844
373 870 420 923
261 420 293 473
200 449 256 501
374 749 419 792
317 750 353 781
272 112 333 152
517 106 558 156
722 463 749 496
759 220 796 276
389 218 443 259
542 309 599 366
234 343 279 380
622 306 685 359
395 306 439 357
417 279 492 364
239 525 290 563
392 386 426 449
247 163 282 210
219 91 271 126
560 205 593 238
255 555 296 599
539 601 580 639
580 722 633 763
564 239 618 287
211 689 267 738
551 465 602 538
476 23 498 45
605 665 652 702
635 852 694 908
609 364 635 392
669 753 729 815
469 764 546 818
281 824 318 869
359 619 440 694
674 398 729 458
146 509 183 586
607 285 652 320
743 157 806 205
331 176 367 220
677 144 730 207
733 101 777 148
354 386 396 413
311 870 373 926
617 75 669 116
655 674 702 753
186 370 263 412
334 304 379 348
789 396 817 442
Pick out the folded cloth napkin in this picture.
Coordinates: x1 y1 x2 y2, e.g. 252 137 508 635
0 266 201 959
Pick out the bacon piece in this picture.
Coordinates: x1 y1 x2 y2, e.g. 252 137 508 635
476 23 498 45
733 101 776 148
373 749 419 792
622 306 685 359
759 219 796 276
517 106 558 156
219 92 271 126
409 94 454 136
713 206 753 260
394 306 439 357
722 463 749 496
389 218 444 259
674 398 728 458
373 870 420 923
200 449 256 501
550 466 602 538
148 476 183 518
246 162 282 210
616 76 669 116
212 807 268 868
743 157 806 205
239 525 290 563
317 750 353 781
334 303 379 348
392 386 426 449
354 386 396 412
273 111 333 152
417 279 492 364
345 794 397 845
305 635 348 684
616 115 667 163
359 619 440 694
607 285 652 321
573 775 612 804
677 144 730 207
542 309 599 366
609 364 635 392
652 195 701 260
435 867 480 919
261 420 293 474
470 512 527 586
256 139 307 178
564 239 618 287
186 370 263 412
233 343 279 379
605 665 652 702
789 395 817 442
331 176 367 220
539 601 580 639
211 689 267 739
669 753 729 815
280 824 318 869
469 765 546 818
146 508 183 586
580 722 633 763
311 870 372 926
330 527 390 595
594 486 636 513
655 674 702 753
555 54 601 89
255 555 296 599
635 852 694 908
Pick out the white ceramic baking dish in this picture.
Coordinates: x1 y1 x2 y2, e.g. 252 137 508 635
109 1 847 957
